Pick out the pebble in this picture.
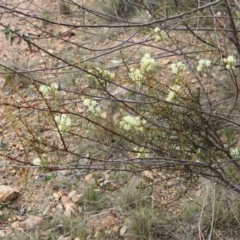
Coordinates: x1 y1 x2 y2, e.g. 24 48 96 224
0 230 5 238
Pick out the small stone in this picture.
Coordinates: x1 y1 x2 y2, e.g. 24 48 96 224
42 205 51 215
48 49 55 54
57 236 71 240
0 230 5 238
120 226 128 236
56 203 63 211
0 185 19 202
51 208 57 213
53 192 62 201
19 206 25 215
68 190 77 198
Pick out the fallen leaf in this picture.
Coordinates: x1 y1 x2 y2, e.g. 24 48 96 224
141 170 154 181
161 59 172 65
11 221 23 231
85 174 93 181
61 195 79 217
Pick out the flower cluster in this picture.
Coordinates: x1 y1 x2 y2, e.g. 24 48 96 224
55 114 72 135
197 59 211 72
140 53 155 72
171 61 186 75
95 67 115 79
223 55 236 70
39 83 59 98
86 67 115 87
32 157 42 166
166 85 181 102
82 97 101 114
120 115 146 132
154 27 169 42
230 147 239 158
129 68 144 86
133 146 150 158
129 53 155 86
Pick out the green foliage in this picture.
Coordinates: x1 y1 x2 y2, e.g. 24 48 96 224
117 178 151 209
1 24 20 46
41 11 54 26
127 208 153 240
126 207 168 240
0 208 11 222
58 0 71 15
2 55 38 93
97 0 137 19
178 182 240 239
1 24 32 50
82 183 110 211
59 215 89 239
